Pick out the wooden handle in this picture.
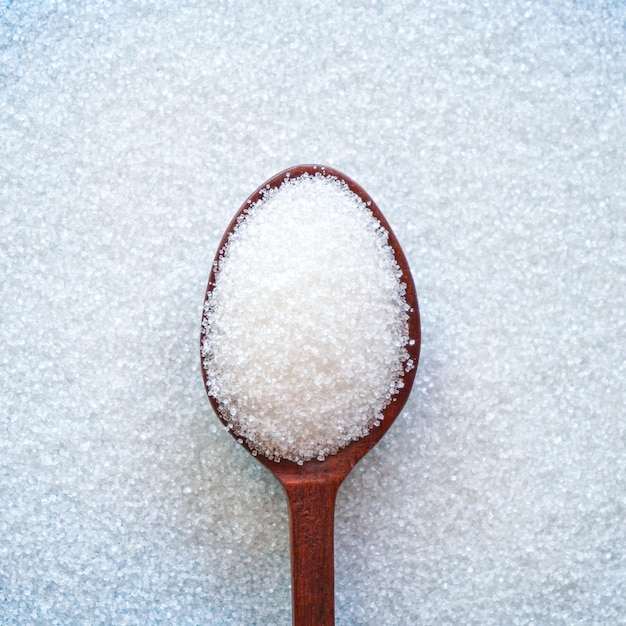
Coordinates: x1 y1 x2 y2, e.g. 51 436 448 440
283 479 341 626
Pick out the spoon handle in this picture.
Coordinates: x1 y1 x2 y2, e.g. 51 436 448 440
282 478 341 626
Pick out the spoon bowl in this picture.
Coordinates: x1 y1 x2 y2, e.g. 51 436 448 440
201 164 420 626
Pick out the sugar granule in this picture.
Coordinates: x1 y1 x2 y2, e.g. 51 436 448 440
201 173 411 463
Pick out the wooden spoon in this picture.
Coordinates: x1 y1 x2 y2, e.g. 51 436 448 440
200 164 421 626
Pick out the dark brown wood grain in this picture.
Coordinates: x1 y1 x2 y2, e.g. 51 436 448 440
200 164 421 626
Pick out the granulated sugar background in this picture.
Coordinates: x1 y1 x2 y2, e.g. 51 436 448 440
1 1 624 624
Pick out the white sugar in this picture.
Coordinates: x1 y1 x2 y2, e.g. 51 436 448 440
202 174 410 463
2 0 625 623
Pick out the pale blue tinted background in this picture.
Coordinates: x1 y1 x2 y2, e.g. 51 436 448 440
1 1 624 623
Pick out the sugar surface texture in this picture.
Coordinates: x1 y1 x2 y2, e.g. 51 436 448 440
202 174 410 463
1 1 624 624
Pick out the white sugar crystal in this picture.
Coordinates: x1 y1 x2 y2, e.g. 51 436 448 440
202 174 410 463
1 0 625 623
